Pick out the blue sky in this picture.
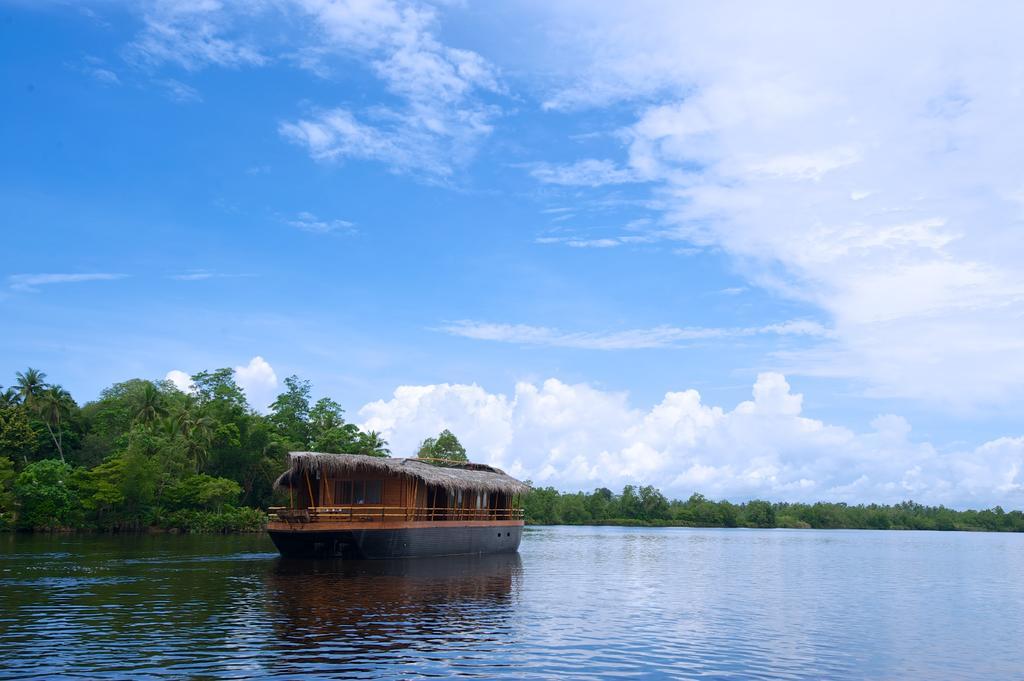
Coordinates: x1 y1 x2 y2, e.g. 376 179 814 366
3 1 1024 506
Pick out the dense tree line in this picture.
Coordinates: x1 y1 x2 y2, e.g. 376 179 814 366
522 487 1024 532
0 368 389 532
3 367 1023 534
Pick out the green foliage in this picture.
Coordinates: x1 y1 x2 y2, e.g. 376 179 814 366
417 429 467 462
163 506 265 533
14 459 79 529
309 397 345 433
191 369 248 410
743 499 776 527
164 474 241 511
0 406 38 463
5 367 1024 536
524 486 1024 533
311 423 361 453
0 367 392 532
268 375 312 447
0 456 15 529
354 430 391 457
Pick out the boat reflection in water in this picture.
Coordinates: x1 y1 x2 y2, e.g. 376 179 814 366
263 552 524 675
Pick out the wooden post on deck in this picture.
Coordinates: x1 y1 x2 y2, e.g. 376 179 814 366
323 475 333 507
304 470 315 510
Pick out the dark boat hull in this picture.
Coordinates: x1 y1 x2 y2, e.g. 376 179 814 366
268 523 523 559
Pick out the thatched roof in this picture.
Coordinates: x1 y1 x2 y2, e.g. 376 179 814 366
273 452 531 495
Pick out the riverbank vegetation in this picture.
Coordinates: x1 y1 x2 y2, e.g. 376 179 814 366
2 367 1022 534
522 486 1024 532
0 367 387 532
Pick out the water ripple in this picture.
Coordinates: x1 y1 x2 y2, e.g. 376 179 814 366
0 529 1022 679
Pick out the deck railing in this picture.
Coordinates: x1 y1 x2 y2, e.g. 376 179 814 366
268 505 525 524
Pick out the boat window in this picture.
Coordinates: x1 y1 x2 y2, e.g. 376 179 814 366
356 480 382 505
336 480 353 505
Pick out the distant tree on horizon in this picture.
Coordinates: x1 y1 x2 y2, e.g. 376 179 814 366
417 429 468 463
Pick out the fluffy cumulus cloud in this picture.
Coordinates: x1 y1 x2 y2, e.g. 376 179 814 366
524 1 1024 409
165 356 278 411
360 373 1024 508
233 356 278 411
164 369 193 392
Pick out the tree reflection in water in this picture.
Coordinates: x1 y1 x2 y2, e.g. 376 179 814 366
263 553 524 674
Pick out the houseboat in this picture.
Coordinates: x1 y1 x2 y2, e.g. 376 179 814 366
268 451 530 558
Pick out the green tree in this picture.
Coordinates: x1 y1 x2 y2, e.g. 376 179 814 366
38 385 75 462
417 429 468 462
15 367 47 409
522 485 562 524
268 375 312 447
586 487 613 519
174 401 215 471
133 382 168 428
619 485 641 519
311 423 360 454
743 499 776 528
192 475 242 511
0 455 15 528
0 406 38 464
355 430 390 457
638 485 670 521
14 459 79 529
77 455 127 528
191 369 249 410
0 387 19 408
309 397 345 436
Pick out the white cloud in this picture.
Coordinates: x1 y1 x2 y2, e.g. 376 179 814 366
279 108 460 176
534 235 654 249
439 319 830 350
279 0 502 177
70 56 121 85
233 355 278 412
168 270 251 280
530 159 641 187
8 273 127 292
158 78 202 103
164 369 193 393
522 2 1024 408
358 373 1024 508
88 66 121 86
164 356 278 410
285 211 356 234
126 2 267 71
121 1 501 176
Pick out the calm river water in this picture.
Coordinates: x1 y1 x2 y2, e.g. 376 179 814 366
1 526 1022 679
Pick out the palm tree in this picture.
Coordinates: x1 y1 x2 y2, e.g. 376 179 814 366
133 382 167 428
156 414 179 440
176 402 214 471
39 385 74 463
360 430 391 457
15 368 47 408
0 387 19 408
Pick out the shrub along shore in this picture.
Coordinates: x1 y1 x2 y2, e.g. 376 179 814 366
521 487 1024 532
1 367 1020 534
